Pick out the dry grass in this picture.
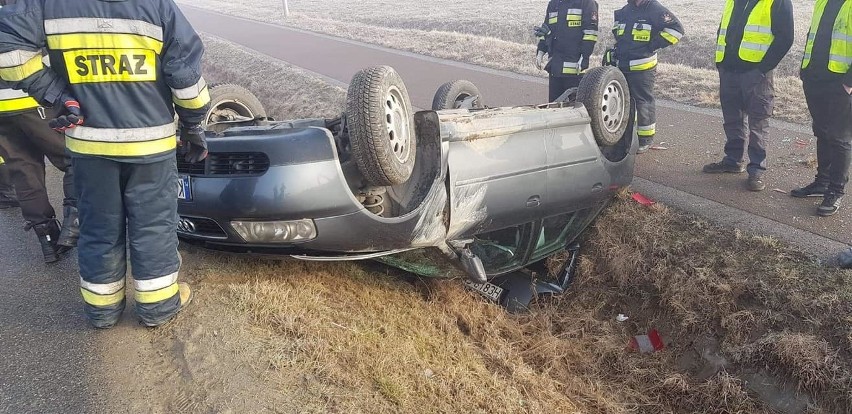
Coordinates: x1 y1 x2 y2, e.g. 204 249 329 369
200 33 346 119
171 195 852 413
178 35 852 413
182 0 815 124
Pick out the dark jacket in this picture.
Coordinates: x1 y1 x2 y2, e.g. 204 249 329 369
800 0 852 85
716 0 794 73
0 0 210 162
612 0 684 72
538 0 599 77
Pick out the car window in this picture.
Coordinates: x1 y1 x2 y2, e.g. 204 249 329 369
375 248 466 278
529 207 598 262
470 224 529 274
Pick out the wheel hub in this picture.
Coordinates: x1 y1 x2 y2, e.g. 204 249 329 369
600 80 625 134
385 86 411 163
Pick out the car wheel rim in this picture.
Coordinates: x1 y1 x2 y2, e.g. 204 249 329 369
385 86 411 164
600 80 625 134
205 100 255 132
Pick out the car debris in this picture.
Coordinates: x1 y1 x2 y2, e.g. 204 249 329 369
628 329 665 354
631 192 656 207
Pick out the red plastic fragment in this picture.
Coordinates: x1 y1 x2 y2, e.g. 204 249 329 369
628 329 665 354
631 192 656 207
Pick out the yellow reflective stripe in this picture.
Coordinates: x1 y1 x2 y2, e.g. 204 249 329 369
173 85 210 109
0 55 43 81
0 96 39 112
583 34 599 41
47 33 163 54
660 31 680 44
0 155 5 164
637 124 656 136
135 283 179 304
81 287 125 307
629 55 658 71
66 135 177 157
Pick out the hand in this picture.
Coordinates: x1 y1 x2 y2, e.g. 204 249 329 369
602 48 617 67
533 25 551 39
535 51 550 71
48 92 84 132
179 124 208 163
844 84 852 95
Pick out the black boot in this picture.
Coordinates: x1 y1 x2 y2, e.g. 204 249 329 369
58 206 80 248
31 220 65 263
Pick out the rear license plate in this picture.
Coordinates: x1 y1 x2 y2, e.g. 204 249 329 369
464 279 504 303
178 175 192 201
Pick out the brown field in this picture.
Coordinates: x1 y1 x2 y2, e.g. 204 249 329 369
182 0 815 124
148 35 852 413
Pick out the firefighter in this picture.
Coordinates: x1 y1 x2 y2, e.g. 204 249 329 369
703 0 794 192
0 84 78 263
606 0 683 153
534 0 600 102
793 0 852 216
0 0 210 328
0 162 18 208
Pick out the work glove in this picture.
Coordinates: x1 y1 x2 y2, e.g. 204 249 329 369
178 124 208 163
601 48 617 67
533 24 551 39
48 92 84 132
535 51 551 71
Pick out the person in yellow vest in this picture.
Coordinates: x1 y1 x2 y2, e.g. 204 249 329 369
0 84 78 263
792 0 852 217
703 0 793 192
0 161 18 208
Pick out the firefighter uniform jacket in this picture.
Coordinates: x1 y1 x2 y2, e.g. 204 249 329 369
538 0 599 77
0 0 210 163
612 0 684 72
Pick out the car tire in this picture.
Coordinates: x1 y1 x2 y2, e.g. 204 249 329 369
431 80 484 110
204 84 267 133
346 66 417 186
576 67 630 147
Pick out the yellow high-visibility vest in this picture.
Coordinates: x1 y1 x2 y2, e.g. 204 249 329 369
802 0 852 73
716 0 775 63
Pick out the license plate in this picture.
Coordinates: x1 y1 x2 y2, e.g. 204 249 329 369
178 175 192 201
464 279 504 303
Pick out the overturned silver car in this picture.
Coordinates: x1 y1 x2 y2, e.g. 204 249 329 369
177 65 637 289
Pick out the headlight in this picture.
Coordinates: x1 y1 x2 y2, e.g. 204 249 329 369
230 219 317 243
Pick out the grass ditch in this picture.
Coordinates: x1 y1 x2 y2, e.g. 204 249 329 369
186 35 852 412
182 0 814 124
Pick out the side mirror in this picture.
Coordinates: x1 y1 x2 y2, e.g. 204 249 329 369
458 247 487 283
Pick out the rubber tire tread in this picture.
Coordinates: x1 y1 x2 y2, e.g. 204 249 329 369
346 66 416 186
576 67 630 147
204 84 267 131
431 80 484 110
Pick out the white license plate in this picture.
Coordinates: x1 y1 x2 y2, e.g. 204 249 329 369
464 280 504 303
177 175 192 201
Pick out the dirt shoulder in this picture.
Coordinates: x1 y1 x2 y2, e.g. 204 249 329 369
96 36 851 413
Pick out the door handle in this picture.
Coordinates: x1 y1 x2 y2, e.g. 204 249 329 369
526 195 541 208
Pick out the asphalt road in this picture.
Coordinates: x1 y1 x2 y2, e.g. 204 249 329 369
183 5 851 247
0 173 97 413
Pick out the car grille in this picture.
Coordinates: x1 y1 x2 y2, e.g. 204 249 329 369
177 152 270 176
178 216 228 239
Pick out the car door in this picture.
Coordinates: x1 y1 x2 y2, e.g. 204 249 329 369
543 115 612 217
441 108 550 240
